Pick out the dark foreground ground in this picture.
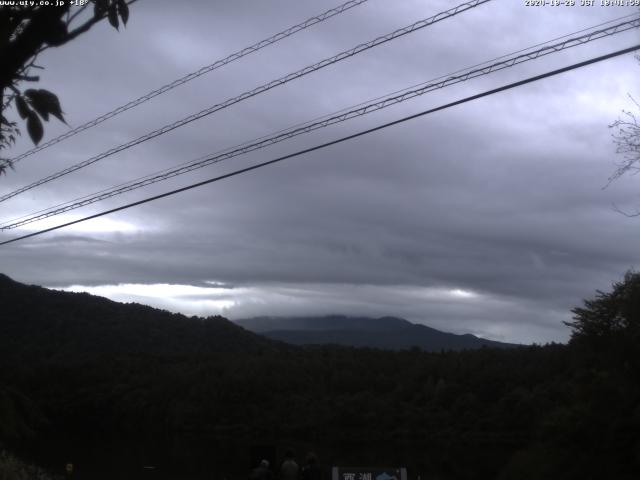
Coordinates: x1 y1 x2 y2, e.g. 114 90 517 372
2 273 639 480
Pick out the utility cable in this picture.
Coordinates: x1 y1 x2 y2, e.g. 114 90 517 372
2 44 637 246
2 16 638 230
0 0 491 203
1 0 370 168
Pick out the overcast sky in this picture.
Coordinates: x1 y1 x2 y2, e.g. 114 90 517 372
1 0 639 343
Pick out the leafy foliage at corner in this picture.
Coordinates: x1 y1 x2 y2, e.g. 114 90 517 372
13 88 66 146
0 1 134 173
0 273 638 479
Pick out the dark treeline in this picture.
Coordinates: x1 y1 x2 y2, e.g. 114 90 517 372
0 273 639 479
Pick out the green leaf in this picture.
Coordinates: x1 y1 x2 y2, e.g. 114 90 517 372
26 94 49 121
117 0 129 26
94 0 109 17
108 4 119 30
15 96 30 119
26 111 44 145
24 89 65 124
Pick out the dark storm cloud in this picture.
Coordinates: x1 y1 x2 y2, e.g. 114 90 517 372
1 0 639 343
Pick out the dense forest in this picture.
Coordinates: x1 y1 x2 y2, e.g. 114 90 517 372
0 272 639 480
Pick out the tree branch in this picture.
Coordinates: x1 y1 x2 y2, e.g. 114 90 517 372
64 14 106 43
612 202 640 217
65 0 139 42
15 74 39 82
67 3 90 26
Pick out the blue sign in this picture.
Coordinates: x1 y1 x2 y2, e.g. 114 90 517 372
332 467 407 480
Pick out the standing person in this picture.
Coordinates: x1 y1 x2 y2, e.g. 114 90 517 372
279 449 299 480
300 453 321 480
250 459 273 480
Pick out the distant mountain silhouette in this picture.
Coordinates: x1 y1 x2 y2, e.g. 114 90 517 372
0 273 276 361
0 272 515 361
235 315 518 351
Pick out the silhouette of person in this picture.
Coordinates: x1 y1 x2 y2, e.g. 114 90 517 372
250 459 273 480
279 449 299 480
300 453 321 480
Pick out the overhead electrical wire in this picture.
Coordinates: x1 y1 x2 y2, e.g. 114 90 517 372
0 0 370 168
2 15 638 230
0 0 491 204
6 13 636 231
3 15 637 228
1 44 638 246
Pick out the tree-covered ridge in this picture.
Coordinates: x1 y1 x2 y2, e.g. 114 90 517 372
236 315 517 351
0 273 277 360
0 273 639 480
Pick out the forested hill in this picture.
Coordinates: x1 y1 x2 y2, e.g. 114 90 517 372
0 273 276 360
236 315 517 351
1 272 639 480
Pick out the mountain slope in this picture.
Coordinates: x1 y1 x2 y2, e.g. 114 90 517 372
0 273 276 364
235 315 517 351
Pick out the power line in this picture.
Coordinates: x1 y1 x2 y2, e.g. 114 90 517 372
20 8 633 229
2 44 637 247
4 15 636 229
6 11 633 231
1 0 370 168
3 16 638 230
325 11 640 120
0 0 491 204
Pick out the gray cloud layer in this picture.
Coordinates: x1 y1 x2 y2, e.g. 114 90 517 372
2 0 639 343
